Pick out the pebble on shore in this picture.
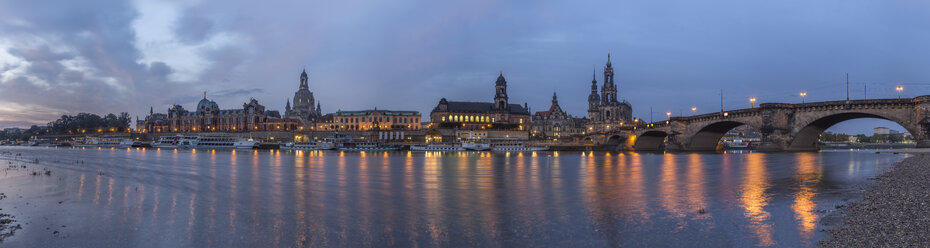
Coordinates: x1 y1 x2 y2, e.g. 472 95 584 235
820 154 930 247
1 192 22 243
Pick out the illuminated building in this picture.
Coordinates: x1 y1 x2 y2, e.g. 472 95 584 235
137 93 309 133
531 92 583 139
429 72 531 130
587 53 633 132
332 109 421 131
284 69 324 122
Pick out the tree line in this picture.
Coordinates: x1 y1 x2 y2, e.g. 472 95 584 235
1 112 132 141
47 112 132 134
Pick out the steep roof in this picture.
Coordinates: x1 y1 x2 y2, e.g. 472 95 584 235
441 101 529 115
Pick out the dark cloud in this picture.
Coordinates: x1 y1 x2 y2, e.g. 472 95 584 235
173 8 215 44
213 88 264 98
1 0 929 134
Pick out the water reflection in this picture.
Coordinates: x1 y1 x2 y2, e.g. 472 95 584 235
0 147 904 247
740 153 774 246
793 153 821 245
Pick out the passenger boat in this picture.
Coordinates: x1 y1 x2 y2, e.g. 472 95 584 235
72 137 101 147
196 135 257 150
722 140 752 150
489 141 548 152
281 141 336 151
410 143 465 151
152 135 198 149
338 142 401 151
460 141 491 151
122 140 142 148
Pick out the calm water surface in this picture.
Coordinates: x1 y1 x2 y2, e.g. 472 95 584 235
0 147 904 247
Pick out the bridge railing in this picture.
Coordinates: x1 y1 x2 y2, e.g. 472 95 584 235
636 97 921 129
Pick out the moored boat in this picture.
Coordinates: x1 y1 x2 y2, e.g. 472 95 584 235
72 137 100 147
410 143 465 151
281 141 336 151
196 135 257 150
338 142 401 151
460 141 491 151
722 140 752 150
489 141 548 152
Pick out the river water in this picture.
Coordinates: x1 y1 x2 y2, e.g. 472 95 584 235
0 147 904 247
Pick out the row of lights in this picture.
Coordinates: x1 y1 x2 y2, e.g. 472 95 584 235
674 86 906 120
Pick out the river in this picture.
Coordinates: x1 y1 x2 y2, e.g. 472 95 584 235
0 147 905 247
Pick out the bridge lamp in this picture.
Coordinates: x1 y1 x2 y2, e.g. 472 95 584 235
691 107 696 116
750 97 756 108
666 111 671 119
896 86 903 99
800 92 807 103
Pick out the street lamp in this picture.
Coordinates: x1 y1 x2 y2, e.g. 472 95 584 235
800 92 807 103
691 107 696 116
666 111 671 120
896 86 903 99
750 97 756 108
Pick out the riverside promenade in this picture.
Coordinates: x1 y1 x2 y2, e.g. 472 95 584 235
820 152 930 247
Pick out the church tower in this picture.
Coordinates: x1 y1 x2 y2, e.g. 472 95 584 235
587 67 600 120
494 72 509 111
602 53 617 104
285 68 321 121
299 69 309 90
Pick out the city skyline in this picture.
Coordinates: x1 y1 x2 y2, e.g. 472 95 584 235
2 0 929 135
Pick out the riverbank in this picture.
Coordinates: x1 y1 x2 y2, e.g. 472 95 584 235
820 154 930 247
1 192 22 243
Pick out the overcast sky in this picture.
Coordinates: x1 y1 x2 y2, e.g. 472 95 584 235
2 0 928 134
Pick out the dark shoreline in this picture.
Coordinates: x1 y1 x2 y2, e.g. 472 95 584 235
0 192 21 243
819 154 930 247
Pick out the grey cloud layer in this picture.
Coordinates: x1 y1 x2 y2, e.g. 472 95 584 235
1 0 928 134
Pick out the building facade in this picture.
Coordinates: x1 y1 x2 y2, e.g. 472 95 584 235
332 109 421 131
284 69 323 122
531 92 582 139
136 107 168 133
587 53 633 132
137 94 308 133
429 73 531 131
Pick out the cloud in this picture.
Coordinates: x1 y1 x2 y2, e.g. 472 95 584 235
0 0 928 135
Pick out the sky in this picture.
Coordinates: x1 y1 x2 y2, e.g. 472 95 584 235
1 0 929 135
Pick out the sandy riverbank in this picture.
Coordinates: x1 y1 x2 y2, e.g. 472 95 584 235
820 154 930 247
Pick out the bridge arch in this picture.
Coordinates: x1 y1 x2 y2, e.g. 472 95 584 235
633 131 668 151
583 137 595 146
788 112 918 151
688 120 753 151
605 134 624 146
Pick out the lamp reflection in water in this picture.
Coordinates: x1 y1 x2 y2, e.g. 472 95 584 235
229 149 238 232
739 153 774 246
686 154 710 222
659 153 685 223
793 153 821 244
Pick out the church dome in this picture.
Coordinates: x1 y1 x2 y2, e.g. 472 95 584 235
197 98 219 112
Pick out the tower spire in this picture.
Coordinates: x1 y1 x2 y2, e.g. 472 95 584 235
203 91 206 99
607 51 610 67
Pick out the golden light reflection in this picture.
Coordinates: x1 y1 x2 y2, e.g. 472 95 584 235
659 153 685 222
740 153 774 246
686 154 710 221
793 153 821 243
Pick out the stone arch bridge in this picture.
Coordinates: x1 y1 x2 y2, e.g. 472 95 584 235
586 96 930 152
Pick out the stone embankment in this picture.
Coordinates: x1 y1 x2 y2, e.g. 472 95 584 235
820 153 930 247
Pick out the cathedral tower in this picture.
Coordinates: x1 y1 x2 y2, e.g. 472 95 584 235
494 72 509 111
